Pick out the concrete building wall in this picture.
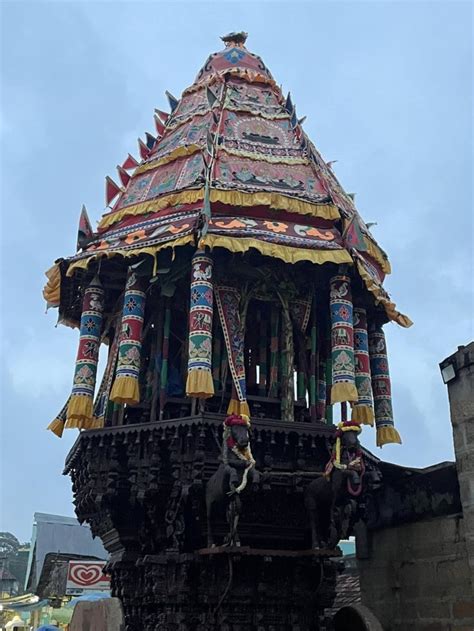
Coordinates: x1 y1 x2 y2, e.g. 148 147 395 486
358 343 474 630
358 514 472 630
443 342 474 584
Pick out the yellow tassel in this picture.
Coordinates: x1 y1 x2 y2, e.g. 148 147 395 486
90 416 105 430
185 369 215 399
65 395 93 429
335 436 341 465
110 376 140 406
47 417 64 438
200 234 352 267
376 425 402 447
227 399 251 417
331 382 358 404
352 405 374 426
43 264 61 307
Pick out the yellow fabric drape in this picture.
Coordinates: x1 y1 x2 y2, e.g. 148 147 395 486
97 188 340 231
376 425 402 447
65 395 94 430
110 376 140 406
352 404 375 426
363 237 392 275
331 382 358 404
356 259 413 328
134 144 201 175
186 369 215 399
66 235 195 278
43 264 61 307
200 234 353 266
47 417 65 438
227 399 251 417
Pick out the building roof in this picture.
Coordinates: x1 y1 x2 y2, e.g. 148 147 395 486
0 567 18 581
43 33 410 328
25 513 107 593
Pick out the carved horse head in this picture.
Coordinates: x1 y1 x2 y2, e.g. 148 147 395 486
339 424 361 452
224 414 251 451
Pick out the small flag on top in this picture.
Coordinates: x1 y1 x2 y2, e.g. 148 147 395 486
77 205 93 251
342 214 368 251
154 108 169 122
105 176 122 206
122 153 139 170
165 90 179 112
154 115 166 137
138 138 150 160
117 165 131 187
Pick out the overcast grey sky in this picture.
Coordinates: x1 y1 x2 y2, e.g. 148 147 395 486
1 1 472 542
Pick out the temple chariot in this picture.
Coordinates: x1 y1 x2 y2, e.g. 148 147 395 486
44 32 411 630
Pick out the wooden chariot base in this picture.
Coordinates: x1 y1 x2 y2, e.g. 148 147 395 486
110 546 340 631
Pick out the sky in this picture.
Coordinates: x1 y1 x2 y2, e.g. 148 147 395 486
0 1 472 543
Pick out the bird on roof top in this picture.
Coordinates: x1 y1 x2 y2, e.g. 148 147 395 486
221 31 248 47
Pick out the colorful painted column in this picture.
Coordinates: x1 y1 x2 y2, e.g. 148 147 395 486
369 323 402 446
66 275 104 429
110 269 147 405
186 249 214 398
352 307 374 425
329 272 358 404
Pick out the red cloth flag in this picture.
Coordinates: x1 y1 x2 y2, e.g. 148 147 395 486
122 154 139 170
154 115 166 136
117 165 131 187
138 138 150 160
105 176 121 206
154 108 169 122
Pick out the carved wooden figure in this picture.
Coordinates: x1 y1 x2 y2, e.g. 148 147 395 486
305 422 365 549
206 414 259 547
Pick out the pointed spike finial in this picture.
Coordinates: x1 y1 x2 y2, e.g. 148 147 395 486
165 91 179 112
77 205 93 251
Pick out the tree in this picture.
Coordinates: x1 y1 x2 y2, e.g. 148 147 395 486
0 532 20 559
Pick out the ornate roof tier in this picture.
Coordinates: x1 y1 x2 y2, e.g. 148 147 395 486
44 33 410 328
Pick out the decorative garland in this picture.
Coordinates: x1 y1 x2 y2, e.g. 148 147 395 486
324 421 365 497
222 414 255 494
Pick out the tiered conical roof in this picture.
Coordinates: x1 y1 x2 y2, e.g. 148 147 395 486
44 33 410 328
